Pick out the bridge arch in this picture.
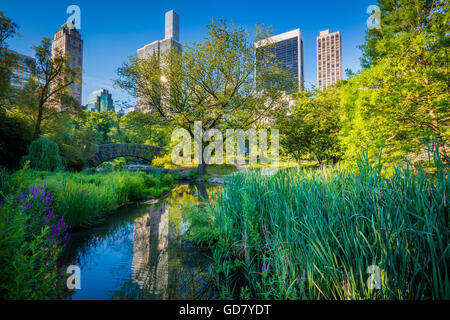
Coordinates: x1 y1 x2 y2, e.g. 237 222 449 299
87 144 163 168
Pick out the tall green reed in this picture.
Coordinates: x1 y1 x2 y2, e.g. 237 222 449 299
187 147 449 300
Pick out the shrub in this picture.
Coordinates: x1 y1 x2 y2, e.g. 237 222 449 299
152 154 177 168
0 109 32 170
0 189 66 299
22 137 65 171
161 173 174 186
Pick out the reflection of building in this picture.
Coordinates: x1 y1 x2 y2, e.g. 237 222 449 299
136 10 182 112
255 29 305 93
87 89 114 112
2 49 35 88
51 24 83 109
128 184 215 299
131 204 170 297
317 29 342 91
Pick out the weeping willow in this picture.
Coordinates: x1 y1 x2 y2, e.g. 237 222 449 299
22 137 65 171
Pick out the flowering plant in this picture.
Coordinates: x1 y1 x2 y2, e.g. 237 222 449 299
17 182 70 247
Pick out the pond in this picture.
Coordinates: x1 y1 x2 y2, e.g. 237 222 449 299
60 183 218 300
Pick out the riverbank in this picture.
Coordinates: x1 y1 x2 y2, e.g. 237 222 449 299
184 153 449 300
3 168 176 228
0 166 179 299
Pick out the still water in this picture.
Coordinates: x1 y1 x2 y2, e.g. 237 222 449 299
61 184 218 300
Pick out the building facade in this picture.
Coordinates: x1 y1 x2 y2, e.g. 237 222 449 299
136 10 182 112
3 49 35 88
87 89 114 112
317 29 342 91
51 24 83 109
255 29 305 93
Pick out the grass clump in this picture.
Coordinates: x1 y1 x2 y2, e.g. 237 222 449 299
185 150 449 300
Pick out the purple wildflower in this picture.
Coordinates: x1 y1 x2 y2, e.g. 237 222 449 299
262 263 269 272
17 194 28 202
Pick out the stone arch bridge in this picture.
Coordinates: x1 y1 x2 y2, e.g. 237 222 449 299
87 144 163 168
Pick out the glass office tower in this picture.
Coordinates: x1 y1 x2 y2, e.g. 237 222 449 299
2 49 35 88
87 89 114 112
255 29 304 93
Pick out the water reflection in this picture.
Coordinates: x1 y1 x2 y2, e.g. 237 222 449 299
61 184 218 300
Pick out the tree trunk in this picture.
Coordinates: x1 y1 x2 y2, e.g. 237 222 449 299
33 103 43 140
197 163 207 175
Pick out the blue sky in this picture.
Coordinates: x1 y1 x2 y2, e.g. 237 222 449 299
3 0 376 108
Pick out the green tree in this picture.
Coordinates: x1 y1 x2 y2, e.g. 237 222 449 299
0 11 18 98
116 20 291 173
74 110 123 144
358 0 449 164
16 37 81 140
279 86 342 166
22 137 64 171
119 111 172 148
0 107 32 169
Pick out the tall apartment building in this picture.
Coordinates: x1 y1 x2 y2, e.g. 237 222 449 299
137 10 182 112
255 29 305 93
87 89 114 112
317 29 342 91
2 48 35 88
51 24 83 109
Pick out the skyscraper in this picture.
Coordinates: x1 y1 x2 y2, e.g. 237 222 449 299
317 29 342 91
255 29 305 93
2 48 35 88
138 10 181 59
87 89 114 112
137 10 182 112
51 24 83 109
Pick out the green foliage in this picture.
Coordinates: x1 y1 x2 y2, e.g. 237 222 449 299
0 202 62 299
0 11 18 98
74 110 124 145
116 20 290 173
119 111 172 148
152 153 178 168
0 107 33 169
188 169 200 180
187 148 449 300
279 0 449 166
281 86 342 164
356 0 449 164
0 173 65 299
17 37 81 139
13 170 175 227
22 137 64 171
